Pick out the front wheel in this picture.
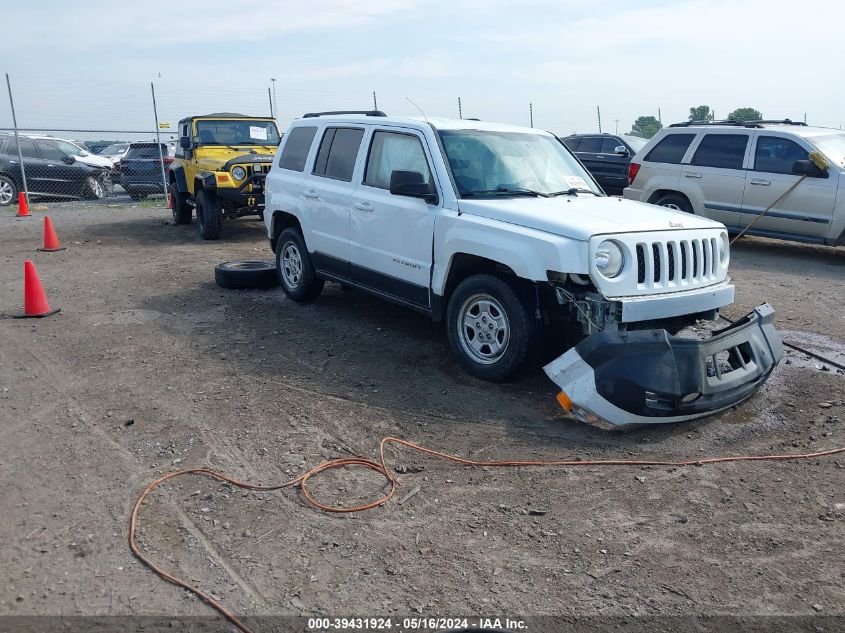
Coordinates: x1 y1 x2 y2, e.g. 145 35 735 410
276 228 324 301
446 274 539 382
83 175 105 199
196 189 223 240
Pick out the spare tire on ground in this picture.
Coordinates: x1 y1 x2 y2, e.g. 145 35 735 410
214 260 280 290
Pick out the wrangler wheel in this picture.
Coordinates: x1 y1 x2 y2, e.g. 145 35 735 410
196 189 223 240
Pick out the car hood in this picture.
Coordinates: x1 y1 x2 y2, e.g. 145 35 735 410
76 155 112 168
456 195 723 240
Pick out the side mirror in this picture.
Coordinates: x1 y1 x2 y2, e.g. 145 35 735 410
389 170 438 204
180 137 191 149
61 155 75 165
792 159 826 177
614 145 629 156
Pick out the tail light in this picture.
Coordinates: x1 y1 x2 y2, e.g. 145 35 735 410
627 162 641 186
162 157 174 165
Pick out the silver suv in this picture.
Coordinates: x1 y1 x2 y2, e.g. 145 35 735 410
623 120 845 247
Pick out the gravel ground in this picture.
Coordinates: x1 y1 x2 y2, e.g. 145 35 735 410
1 203 844 631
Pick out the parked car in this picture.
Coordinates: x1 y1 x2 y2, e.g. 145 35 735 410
562 133 648 195
623 120 845 246
99 142 131 165
0 133 109 205
25 135 113 169
117 142 174 200
262 111 783 426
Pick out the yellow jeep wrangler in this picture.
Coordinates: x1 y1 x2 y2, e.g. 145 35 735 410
169 113 281 240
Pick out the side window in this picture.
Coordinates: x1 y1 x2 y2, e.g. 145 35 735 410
312 127 364 182
563 137 581 151
578 137 602 153
691 134 749 170
363 131 432 190
7 139 38 158
36 142 66 161
754 136 809 174
644 134 696 164
600 137 622 153
278 126 317 172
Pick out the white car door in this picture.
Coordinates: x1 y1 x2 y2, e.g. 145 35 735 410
681 131 752 230
348 128 439 309
741 133 837 240
303 126 367 275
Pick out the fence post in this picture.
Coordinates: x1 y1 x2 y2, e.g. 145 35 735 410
150 82 168 206
5 73 29 204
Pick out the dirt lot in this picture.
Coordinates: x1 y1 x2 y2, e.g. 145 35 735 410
1 203 844 630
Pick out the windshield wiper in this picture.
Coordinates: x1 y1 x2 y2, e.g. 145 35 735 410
462 187 549 198
548 187 602 197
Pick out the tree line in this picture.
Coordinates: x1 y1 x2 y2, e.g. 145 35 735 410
628 106 763 139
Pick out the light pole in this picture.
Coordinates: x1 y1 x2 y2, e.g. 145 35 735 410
270 78 277 118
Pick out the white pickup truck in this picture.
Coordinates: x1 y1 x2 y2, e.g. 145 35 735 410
263 111 782 425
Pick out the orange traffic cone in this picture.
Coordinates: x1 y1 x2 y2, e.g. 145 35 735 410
38 216 66 252
167 192 172 209
15 260 60 318
16 192 30 217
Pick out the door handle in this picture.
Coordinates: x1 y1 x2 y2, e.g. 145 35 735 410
684 172 702 178
749 179 771 186
353 202 373 212
302 190 319 199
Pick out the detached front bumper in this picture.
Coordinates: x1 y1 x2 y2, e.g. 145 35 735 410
544 304 783 426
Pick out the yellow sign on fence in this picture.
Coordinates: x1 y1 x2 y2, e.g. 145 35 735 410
158 122 171 129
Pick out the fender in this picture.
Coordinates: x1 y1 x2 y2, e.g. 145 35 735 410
195 171 217 191
432 213 587 296
169 164 189 193
269 208 308 252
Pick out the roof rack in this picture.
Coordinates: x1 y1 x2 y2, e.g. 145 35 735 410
669 118 807 129
302 110 387 118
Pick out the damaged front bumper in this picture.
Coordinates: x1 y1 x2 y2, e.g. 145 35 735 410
544 304 784 426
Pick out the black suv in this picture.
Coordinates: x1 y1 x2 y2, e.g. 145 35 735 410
0 134 107 205
117 142 173 200
563 133 647 195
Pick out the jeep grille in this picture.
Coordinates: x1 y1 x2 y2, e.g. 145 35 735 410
636 237 721 289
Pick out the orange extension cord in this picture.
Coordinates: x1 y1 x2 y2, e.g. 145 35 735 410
129 436 845 633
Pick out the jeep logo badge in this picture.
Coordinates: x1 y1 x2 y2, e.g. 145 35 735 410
669 221 684 228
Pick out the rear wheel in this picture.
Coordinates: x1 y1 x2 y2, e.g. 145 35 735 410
170 185 192 224
196 189 223 240
654 193 693 214
446 274 539 382
276 228 323 301
0 174 17 206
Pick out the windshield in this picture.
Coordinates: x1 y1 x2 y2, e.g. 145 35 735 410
195 119 281 146
809 133 845 170
101 143 129 156
127 144 169 159
622 135 648 152
53 140 86 156
438 129 601 197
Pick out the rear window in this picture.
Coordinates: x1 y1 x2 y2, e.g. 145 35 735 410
279 126 317 171
313 127 364 182
691 134 749 170
126 144 167 159
644 134 695 164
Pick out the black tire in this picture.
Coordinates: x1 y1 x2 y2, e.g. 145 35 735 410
170 185 192 225
196 189 223 240
654 192 693 214
446 274 539 382
214 260 280 290
276 228 324 301
0 174 17 207
83 175 106 200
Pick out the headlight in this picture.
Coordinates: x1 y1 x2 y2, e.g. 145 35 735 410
720 233 729 264
594 240 625 278
232 166 246 180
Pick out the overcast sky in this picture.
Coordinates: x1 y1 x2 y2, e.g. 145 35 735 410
1 0 843 136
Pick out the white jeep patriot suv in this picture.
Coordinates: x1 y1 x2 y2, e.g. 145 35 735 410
264 111 782 425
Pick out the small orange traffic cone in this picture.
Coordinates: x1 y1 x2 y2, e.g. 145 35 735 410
167 192 172 209
15 260 60 318
38 216 66 252
16 192 30 217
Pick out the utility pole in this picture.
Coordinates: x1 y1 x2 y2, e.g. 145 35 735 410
373 91 378 110
270 78 277 118
529 102 534 128
457 97 462 119
614 119 619 135
658 108 662 124
268 88 273 118
804 112 807 123
597 105 602 133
